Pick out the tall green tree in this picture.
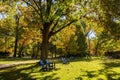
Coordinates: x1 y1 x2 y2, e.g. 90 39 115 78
22 0 79 60
79 0 120 54
52 25 78 56
0 0 17 54
98 0 120 39
75 23 87 55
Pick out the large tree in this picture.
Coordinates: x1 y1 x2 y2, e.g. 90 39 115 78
98 0 120 39
22 0 79 60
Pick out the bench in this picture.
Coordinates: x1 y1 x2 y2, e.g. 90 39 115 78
39 60 47 71
61 57 69 64
39 59 55 71
45 59 55 69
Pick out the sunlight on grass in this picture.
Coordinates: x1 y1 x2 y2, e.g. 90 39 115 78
54 60 105 80
0 58 120 80
0 58 39 64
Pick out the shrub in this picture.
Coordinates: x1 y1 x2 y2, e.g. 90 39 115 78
0 51 10 57
105 50 120 59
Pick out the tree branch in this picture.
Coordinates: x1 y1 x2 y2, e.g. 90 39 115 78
32 0 41 11
22 0 42 22
51 18 60 31
51 20 77 36
38 0 44 23
46 0 52 16
22 0 40 14
32 0 44 23
50 7 69 32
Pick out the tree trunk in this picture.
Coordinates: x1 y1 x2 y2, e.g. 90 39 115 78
88 38 91 54
31 47 35 58
35 44 40 59
18 44 24 58
95 42 99 56
41 25 50 60
18 48 22 58
31 46 37 58
41 34 49 60
13 16 19 58
13 25 19 57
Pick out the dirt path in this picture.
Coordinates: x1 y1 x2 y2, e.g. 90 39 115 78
0 60 39 69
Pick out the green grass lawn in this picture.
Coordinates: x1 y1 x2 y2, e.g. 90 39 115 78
0 57 120 80
0 58 39 64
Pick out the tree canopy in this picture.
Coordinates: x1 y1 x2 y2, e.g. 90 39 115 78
0 0 120 59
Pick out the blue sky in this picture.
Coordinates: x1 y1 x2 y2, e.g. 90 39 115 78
88 30 96 39
0 12 6 20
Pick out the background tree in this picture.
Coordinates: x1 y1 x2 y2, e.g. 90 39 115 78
75 22 88 56
81 0 120 55
0 0 17 55
52 25 78 57
98 0 120 39
0 0 41 57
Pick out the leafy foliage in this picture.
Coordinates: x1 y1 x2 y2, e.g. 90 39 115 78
0 0 120 58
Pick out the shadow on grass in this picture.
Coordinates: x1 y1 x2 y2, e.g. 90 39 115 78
71 58 93 62
76 70 97 80
0 63 60 80
104 61 120 68
76 59 120 80
40 73 60 80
